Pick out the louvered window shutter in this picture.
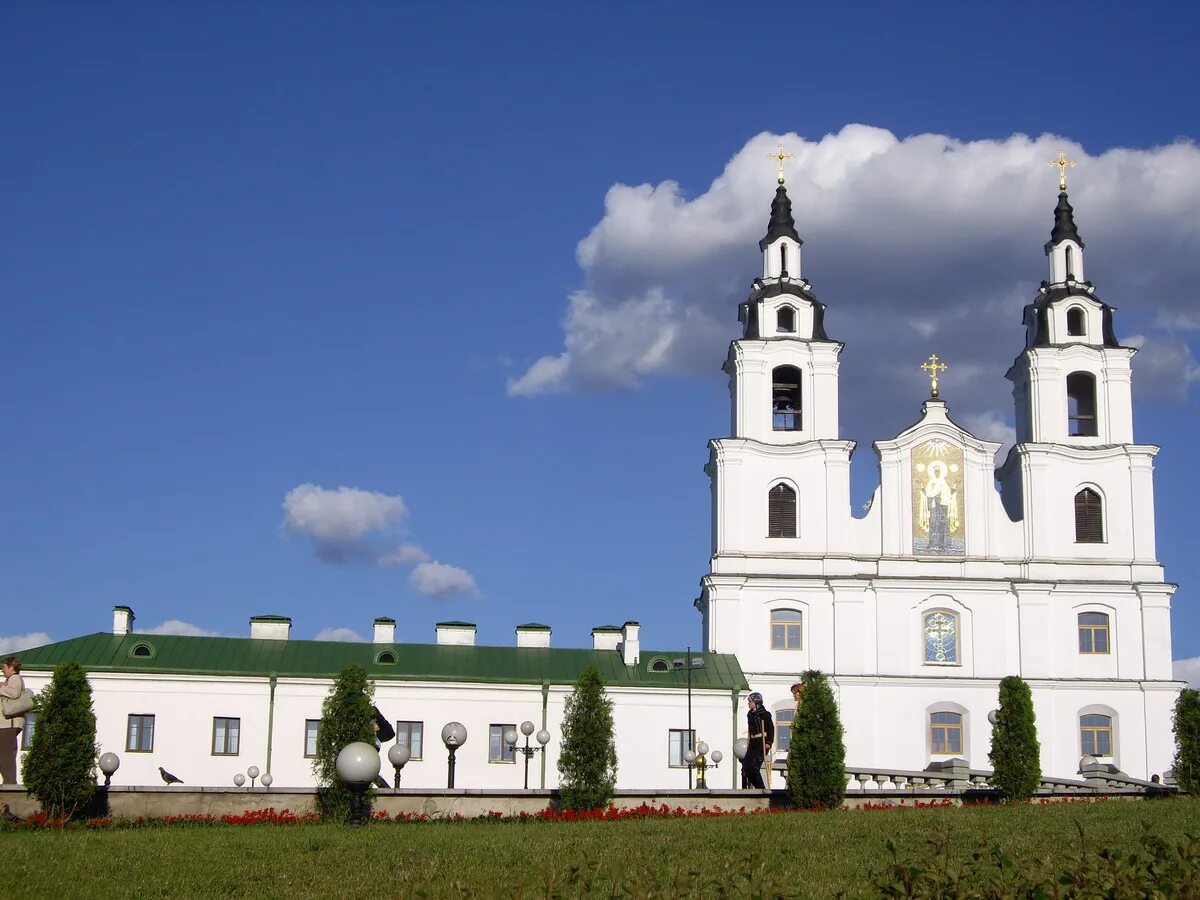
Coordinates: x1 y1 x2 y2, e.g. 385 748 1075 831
768 485 797 538
1074 489 1103 543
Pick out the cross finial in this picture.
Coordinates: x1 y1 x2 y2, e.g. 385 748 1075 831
1048 149 1077 192
920 354 948 398
768 144 794 185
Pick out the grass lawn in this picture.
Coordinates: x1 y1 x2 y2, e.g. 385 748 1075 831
5 798 1197 897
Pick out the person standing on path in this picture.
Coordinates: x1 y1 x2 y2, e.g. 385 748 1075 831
741 692 774 789
0 658 27 785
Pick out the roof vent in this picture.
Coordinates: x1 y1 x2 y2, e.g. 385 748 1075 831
113 605 135 636
373 617 396 644
516 623 551 648
435 621 476 646
250 615 292 640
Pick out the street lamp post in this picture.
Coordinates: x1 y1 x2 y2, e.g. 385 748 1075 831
97 752 120 787
441 722 468 789
502 721 551 789
387 743 411 788
247 765 260 788
682 741 722 789
336 742 382 826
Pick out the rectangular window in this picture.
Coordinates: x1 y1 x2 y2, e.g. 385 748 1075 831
770 610 803 650
20 711 36 750
126 714 155 753
930 712 962 755
396 721 423 760
212 717 240 756
776 709 793 752
489 724 516 763
304 719 320 758
1077 613 1110 654
1080 715 1113 757
668 728 695 768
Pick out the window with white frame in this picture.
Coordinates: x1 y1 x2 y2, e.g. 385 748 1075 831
212 716 240 756
777 305 796 333
489 724 516 763
929 711 963 755
1077 612 1110 654
1080 714 1113 757
776 708 794 752
770 609 803 650
668 729 695 767
923 610 959 665
126 714 155 753
395 721 423 760
304 719 320 758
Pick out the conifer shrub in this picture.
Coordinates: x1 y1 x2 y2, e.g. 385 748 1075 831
786 669 846 810
557 665 618 811
1173 688 1200 793
312 664 377 820
22 661 98 817
988 675 1041 801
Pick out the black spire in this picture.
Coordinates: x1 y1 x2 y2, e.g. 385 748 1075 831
1047 190 1085 249
758 184 802 251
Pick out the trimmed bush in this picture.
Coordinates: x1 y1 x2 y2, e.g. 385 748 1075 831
786 669 846 810
988 675 1041 801
311 664 376 820
22 661 98 817
557 665 617 811
1173 688 1200 793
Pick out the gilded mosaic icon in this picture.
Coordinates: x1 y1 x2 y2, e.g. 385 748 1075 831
911 439 965 556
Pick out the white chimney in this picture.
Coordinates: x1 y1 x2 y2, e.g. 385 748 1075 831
250 615 292 640
373 617 396 644
516 623 551 648
435 621 476 646
591 626 621 651
620 621 640 666
113 605 135 636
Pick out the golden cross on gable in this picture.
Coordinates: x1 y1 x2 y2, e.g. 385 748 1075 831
1049 149 1077 191
768 144 794 185
921 354 948 398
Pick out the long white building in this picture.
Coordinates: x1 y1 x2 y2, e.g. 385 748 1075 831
10 172 1182 789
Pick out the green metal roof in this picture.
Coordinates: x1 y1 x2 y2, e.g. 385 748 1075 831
11 633 748 691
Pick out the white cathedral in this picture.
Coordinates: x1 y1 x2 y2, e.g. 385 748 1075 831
8 168 1181 791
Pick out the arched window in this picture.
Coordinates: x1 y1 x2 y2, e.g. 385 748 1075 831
1066 307 1086 337
767 484 797 538
1077 612 1110 654
772 366 802 431
1080 714 1113 757
1066 372 1098 436
776 707 794 752
779 243 788 274
130 643 154 658
770 609 803 650
923 611 958 665
649 658 670 673
1065 246 1075 280
1074 488 1103 543
929 711 963 755
375 651 397 665
776 305 796 333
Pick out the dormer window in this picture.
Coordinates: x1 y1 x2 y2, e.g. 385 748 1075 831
1066 307 1086 337
776 306 796 333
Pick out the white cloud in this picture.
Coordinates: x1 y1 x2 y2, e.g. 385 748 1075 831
314 627 366 642
143 620 222 637
1126 334 1200 402
410 562 479 599
0 633 52 654
282 483 409 563
1174 657 1200 689
378 544 431 567
512 126 1200 440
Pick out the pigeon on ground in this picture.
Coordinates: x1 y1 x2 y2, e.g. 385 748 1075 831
1 803 21 824
159 767 184 785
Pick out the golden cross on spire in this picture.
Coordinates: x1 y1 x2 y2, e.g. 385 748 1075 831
921 354 948 398
1048 149 1077 191
768 144 794 185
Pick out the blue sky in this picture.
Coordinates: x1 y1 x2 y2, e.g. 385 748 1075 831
2 2 1198 671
